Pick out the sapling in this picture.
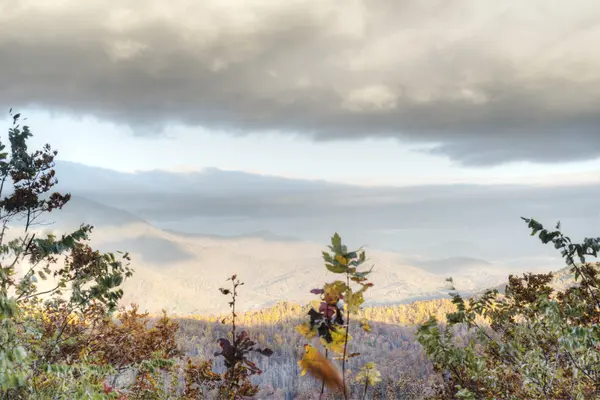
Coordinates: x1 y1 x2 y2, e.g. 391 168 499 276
215 274 273 399
296 233 375 400
355 362 382 400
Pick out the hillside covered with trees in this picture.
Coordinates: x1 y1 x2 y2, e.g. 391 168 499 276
1 115 599 399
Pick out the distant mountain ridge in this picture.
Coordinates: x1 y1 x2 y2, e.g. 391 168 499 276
162 228 301 243
48 160 589 266
43 195 148 229
23 193 513 315
410 256 493 274
19 161 569 315
53 161 342 196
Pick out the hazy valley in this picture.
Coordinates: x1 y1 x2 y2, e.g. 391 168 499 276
9 161 573 316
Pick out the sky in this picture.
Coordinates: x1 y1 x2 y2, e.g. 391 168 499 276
1 0 600 187
3 110 600 187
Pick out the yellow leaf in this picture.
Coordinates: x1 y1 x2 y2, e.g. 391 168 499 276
335 255 348 266
298 345 344 393
323 281 347 303
360 318 371 332
295 322 317 338
321 328 352 354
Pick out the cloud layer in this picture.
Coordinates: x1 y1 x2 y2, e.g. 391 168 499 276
52 161 600 263
1 0 600 164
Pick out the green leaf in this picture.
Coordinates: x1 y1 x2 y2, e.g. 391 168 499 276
352 265 374 279
359 251 366 262
331 233 342 251
325 263 347 274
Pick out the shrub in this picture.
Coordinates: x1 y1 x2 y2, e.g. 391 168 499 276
417 218 600 399
213 274 274 399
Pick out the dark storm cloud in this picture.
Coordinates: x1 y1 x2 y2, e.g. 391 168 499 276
1 0 600 165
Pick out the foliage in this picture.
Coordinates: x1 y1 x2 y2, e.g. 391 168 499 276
183 358 222 398
417 218 600 399
178 299 449 398
214 274 273 399
355 362 382 400
296 233 375 399
298 344 344 394
0 112 134 399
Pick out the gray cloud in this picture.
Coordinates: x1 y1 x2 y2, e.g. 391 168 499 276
1 0 600 164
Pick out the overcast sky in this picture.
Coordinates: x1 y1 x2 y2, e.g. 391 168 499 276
1 0 600 186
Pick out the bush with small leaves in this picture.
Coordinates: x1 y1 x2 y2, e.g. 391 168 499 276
183 357 222 398
417 218 600 399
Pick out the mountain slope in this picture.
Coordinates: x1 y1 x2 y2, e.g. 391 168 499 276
48 161 586 264
23 196 514 315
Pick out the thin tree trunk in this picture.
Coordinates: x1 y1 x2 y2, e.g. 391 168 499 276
318 348 329 399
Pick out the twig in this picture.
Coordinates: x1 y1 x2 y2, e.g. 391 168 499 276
319 348 328 400
341 273 351 400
